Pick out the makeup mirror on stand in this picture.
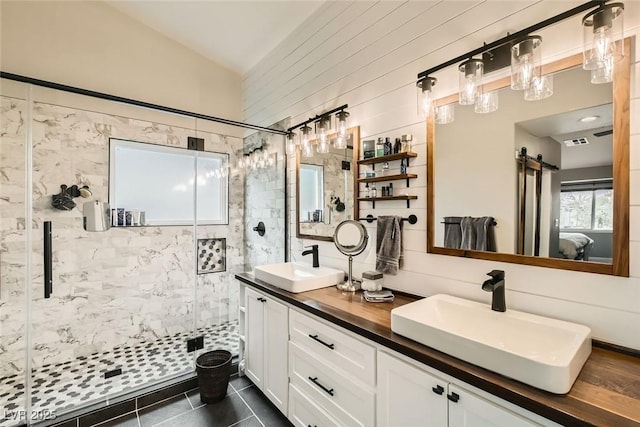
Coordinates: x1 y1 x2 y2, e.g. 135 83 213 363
333 220 368 291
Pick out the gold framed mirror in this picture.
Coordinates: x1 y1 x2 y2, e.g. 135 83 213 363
427 39 630 276
296 126 360 242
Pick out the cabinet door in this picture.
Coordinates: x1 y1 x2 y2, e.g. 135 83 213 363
245 288 265 389
264 296 289 414
377 351 448 427
448 384 540 427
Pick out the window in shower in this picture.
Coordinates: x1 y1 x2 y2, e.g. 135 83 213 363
109 138 229 225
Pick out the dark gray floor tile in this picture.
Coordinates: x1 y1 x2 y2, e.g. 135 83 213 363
238 387 291 427
229 375 253 392
156 394 253 427
231 416 262 426
137 378 197 408
93 412 139 427
186 383 235 407
138 394 192 427
79 401 136 427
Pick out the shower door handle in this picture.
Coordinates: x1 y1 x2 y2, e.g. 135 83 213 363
44 221 52 299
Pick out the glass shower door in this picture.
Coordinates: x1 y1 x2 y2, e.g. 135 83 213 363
0 85 29 427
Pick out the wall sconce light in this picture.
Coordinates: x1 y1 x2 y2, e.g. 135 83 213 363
458 59 483 105
474 91 499 114
416 76 437 116
287 105 350 158
511 36 542 90
336 110 349 137
582 3 624 71
315 116 331 154
286 131 297 155
524 74 554 101
416 1 624 117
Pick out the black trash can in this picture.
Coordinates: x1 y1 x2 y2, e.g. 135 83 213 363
196 350 232 404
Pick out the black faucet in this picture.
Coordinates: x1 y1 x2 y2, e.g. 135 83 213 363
482 270 506 312
302 244 319 268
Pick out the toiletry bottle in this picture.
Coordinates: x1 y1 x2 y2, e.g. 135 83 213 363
400 158 407 174
394 138 402 154
376 138 385 157
382 186 387 197
371 184 377 198
384 137 392 155
364 183 370 198
389 183 393 196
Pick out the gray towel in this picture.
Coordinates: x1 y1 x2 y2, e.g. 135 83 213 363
376 216 402 275
460 216 496 252
443 216 462 249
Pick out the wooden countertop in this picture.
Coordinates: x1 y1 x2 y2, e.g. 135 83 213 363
236 273 640 427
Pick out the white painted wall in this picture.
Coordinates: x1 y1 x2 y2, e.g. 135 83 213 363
243 1 640 349
0 0 242 136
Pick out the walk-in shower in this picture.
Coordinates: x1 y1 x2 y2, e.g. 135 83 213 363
0 78 285 426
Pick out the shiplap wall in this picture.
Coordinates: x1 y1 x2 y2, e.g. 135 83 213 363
243 1 640 349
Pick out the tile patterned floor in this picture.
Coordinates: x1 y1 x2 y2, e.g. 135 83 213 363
1 321 238 427
89 375 292 427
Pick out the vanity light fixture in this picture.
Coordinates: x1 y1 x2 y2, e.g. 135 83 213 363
315 116 331 154
287 105 351 157
511 36 542 90
416 1 625 115
582 3 624 71
416 76 437 117
524 74 554 101
286 131 297 155
336 110 349 138
458 59 483 105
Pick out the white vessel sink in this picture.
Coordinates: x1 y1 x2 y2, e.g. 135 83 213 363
254 262 344 293
391 294 591 394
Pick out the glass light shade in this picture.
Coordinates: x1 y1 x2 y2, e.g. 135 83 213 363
302 142 313 158
336 111 349 137
591 56 613 84
416 76 437 116
511 36 542 90
582 3 624 71
316 117 330 144
474 91 498 113
334 135 347 149
286 132 297 155
524 75 554 101
458 59 483 105
435 104 455 124
316 140 330 154
299 125 312 147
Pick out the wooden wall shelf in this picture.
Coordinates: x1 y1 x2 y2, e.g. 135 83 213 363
357 195 417 208
358 173 417 186
358 152 417 166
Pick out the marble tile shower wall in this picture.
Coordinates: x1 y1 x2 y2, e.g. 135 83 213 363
0 96 245 378
243 121 287 270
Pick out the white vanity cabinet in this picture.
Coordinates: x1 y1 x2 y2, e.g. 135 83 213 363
377 351 543 427
244 287 289 414
288 310 376 427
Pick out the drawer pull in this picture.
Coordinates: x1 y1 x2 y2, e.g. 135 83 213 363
308 334 335 350
308 376 334 397
257 297 267 303
447 392 460 403
432 385 445 395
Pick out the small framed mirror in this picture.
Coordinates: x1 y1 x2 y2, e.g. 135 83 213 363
296 126 360 241
333 219 369 291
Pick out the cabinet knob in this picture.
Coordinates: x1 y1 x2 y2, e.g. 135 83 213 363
447 392 460 403
432 384 445 395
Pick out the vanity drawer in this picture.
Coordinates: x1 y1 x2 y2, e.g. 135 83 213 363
289 309 375 386
289 341 375 427
289 383 340 427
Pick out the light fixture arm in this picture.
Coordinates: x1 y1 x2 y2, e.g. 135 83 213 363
287 104 348 133
416 0 607 80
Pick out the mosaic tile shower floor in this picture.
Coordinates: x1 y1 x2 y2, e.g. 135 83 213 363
0 321 238 427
